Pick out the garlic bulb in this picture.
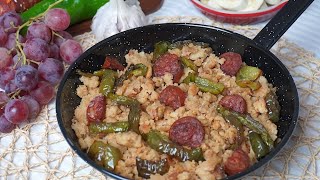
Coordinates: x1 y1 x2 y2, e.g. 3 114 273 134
91 0 148 42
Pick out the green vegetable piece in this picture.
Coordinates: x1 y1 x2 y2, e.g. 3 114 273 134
265 91 281 122
99 70 117 96
131 63 148 76
21 0 109 25
89 122 129 135
77 69 108 78
182 72 196 84
195 77 224 95
217 105 274 150
136 157 170 178
108 94 141 134
249 131 269 159
145 130 204 162
236 66 262 91
88 141 122 171
153 41 170 60
181 57 198 72
221 111 244 149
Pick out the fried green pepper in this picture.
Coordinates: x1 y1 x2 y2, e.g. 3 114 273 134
99 70 117 96
222 112 244 149
236 66 262 91
153 41 170 60
217 105 274 150
265 91 281 122
249 131 269 159
181 57 198 72
108 94 141 134
136 157 170 178
195 77 224 95
145 130 204 162
89 122 129 135
88 141 122 171
77 69 108 77
115 63 148 88
182 72 196 84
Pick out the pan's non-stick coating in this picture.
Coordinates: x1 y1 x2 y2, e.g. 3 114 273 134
56 23 299 180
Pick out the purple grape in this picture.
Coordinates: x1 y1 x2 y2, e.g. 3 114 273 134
5 99 29 124
30 81 55 105
1 11 22 33
38 58 64 85
0 91 9 106
53 31 72 47
4 80 18 94
49 43 60 59
0 67 15 89
5 33 25 54
26 22 52 43
0 47 13 69
0 115 16 133
0 26 8 46
12 54 22 68
20 95 40 119
15 65 39 91
44 8 70 31
60 39 83 65
24 38 49 62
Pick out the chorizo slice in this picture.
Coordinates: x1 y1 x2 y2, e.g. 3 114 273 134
224 149 250 176
153 53 184 83
159 85 187 110
169 116 204 148
220 52 243 76
102 56 125 71
219 95 247 114
87 95 106 123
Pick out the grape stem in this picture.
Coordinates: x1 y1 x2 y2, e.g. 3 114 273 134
14 0 64 65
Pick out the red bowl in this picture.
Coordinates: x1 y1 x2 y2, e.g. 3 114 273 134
190 0 288 24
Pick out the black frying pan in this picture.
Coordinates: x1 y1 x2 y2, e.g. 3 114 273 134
56 0 314 179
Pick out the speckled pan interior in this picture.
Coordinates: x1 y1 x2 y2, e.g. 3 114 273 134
56 23 299 180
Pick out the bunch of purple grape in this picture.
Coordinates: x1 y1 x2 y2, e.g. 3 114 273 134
0 8 83 133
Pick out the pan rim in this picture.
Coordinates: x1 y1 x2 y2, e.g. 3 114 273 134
56 23 299 180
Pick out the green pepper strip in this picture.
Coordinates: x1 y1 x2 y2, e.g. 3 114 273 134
21 0 109 25
89 122 129 135
153 41 170 60
99 70 117 96
223 113 244 150
115 63 148 88
108 94 141 134
77 69 107 77
195 77 224 95
183 73 224 95
236 65 262 91
136 157 170 178
217 105 274 150
145 130 204 162
265 91 281 123
249 131 269 159
88 141 122 171
181 57 198 72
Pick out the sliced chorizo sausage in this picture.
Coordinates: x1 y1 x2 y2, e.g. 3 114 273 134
169 116 204 148
159 85 187 110
220 52 243 76
87 95 106 123
219 95 247 114
224 148 250 176
153 53 184 83
102 56 125 71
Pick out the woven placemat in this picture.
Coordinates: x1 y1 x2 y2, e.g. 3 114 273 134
1 16 319 180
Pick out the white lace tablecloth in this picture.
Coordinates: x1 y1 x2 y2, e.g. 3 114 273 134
1 1 320 179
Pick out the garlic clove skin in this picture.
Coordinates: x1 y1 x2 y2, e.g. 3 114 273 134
91 0 148 42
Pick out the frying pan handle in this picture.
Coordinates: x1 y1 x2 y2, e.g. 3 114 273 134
253 0 314 50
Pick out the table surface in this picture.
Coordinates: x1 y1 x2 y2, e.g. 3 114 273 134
149 0 320 57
